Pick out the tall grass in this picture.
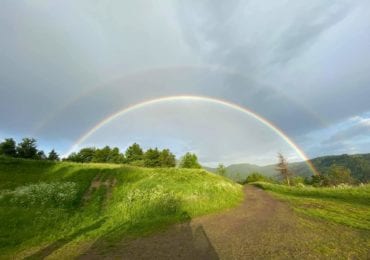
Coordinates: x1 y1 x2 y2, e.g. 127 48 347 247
0 157 243 258
253 182 370 230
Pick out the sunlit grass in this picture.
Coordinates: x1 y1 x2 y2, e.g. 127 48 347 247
252 182 370 230
0 157 243 258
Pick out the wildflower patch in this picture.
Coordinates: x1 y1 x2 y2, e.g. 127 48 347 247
0 182 78 207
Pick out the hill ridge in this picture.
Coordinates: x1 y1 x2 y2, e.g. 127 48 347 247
205 152 370 182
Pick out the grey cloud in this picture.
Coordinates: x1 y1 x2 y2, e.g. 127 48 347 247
1 0 369 163
174 0 368 133
176 0 352 71
272 2 351 64
33 66 322 142
322 119 370 145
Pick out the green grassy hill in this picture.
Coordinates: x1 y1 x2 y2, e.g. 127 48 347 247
0 157 243 259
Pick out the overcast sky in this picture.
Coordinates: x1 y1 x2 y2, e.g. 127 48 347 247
1 0 370 166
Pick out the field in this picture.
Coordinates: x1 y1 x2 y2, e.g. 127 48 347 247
0 157 243 259
252 182 370 230
2 157 369 259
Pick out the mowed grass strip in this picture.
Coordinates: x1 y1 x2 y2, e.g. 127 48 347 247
0 157 243 258
252 182 370 230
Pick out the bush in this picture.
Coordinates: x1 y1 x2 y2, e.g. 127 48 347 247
179 153 201 169
290 176 305 186
241 172 271 184
309 165 354 187
310 174 329 187
327 165 353 186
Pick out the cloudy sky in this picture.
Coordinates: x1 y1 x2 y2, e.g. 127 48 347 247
1 0 370 166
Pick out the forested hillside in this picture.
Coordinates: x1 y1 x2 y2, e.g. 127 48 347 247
207 153 370 183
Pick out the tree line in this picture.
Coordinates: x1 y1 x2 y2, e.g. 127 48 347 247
0 138 59 161
217 153 357 187
65 143 202 168
0 138 202 169
274 153 355 186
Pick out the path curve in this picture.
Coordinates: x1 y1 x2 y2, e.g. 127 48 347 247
81 185 368 259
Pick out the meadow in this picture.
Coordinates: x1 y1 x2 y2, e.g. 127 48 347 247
252 182 370 230
0 157 243 259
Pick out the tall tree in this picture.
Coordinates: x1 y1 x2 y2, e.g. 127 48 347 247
216 163 227 176
109 147 125 164
0 138 17 157
77 147 96 163
92 146 112 163
179 152 201 169
65 152 80 162
65 148 95 163
48 149 60 161
276 153 292 186
144 148 161 167
125 143 144 163
159 149 176 167
16 138 39 159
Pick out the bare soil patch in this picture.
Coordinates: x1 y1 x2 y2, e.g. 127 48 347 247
82 175 117 204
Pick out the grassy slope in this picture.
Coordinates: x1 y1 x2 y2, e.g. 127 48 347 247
252 182 370 230
0 157 243 259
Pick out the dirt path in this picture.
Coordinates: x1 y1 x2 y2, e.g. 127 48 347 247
80 185 369 259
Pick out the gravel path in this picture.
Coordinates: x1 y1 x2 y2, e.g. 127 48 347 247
80 185 369 259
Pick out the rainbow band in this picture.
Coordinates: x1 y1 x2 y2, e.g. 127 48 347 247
66 95 319 175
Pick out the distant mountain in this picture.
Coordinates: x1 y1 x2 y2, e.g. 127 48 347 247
295 153 370 182
204 163 276 182
205 153 370 183
225 163 276 181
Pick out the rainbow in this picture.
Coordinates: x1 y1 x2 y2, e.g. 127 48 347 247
65 95 319 175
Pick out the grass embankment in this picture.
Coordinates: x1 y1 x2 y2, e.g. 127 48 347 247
252 182 370 230
0 157 243 259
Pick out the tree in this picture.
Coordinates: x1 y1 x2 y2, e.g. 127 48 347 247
37 150 47 160
16 138 39 159
326 165 353 186
66 147 96 163
65 152 80 162
158 149 176 167
77 147 96 163
311 174 329 187
109 147 125 164
65 146 125 164
276 153 293 186
144 148 161 167
179 152 201 169
48 149 60 161
92 146 113 163
125 143 143 163
216 163 227 176
0 138 17 157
